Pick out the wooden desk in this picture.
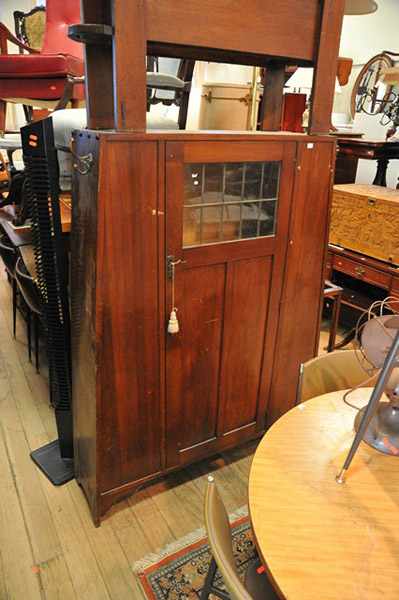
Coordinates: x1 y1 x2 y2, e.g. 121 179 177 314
0 195 71 236
249 389 399 600
326 245 399 310
336 138 399 187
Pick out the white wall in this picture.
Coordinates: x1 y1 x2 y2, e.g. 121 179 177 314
340 0 399 65
335 0 399 116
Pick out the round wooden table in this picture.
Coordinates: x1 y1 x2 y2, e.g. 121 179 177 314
249 389 399 600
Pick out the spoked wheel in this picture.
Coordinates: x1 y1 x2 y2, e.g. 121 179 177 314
350 53 395 119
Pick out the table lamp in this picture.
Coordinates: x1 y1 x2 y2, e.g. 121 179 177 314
336 314 399 483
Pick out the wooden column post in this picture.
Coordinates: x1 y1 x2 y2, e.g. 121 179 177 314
259 64 286 131
80 0 114 130
112 0 147 131
308 0 345 135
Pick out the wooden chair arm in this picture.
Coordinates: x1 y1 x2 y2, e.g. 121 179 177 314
0 22 40 55
54 76 85 110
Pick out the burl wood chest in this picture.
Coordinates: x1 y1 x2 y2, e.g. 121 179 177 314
330 184 399 265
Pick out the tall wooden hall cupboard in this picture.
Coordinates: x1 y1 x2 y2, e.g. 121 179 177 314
70 0 345 523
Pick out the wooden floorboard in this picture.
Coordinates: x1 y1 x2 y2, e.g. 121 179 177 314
0 269 255 599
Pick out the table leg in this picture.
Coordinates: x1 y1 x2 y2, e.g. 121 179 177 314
0 100 5 136
373 158 389 187
327 292 342 352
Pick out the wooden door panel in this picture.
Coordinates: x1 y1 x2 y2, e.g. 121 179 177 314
218 256 272 434
166 263 225 456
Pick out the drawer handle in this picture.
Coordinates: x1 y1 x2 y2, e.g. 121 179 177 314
354 266 365 276
368 198 376 206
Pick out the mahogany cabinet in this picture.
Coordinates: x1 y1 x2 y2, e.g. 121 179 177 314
71 131 335 523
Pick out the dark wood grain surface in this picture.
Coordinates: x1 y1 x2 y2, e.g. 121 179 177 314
145 0 319 62
98 140 162 491
268 140 336 424
309 0 345 135
218 256 271 434
112 0 147 130
80 0 114 129
260 65 286 131
166 264 225 461
71 132 100 521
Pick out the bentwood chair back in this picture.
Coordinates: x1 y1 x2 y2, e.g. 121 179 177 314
15 256 41 316
202 476 278 600
0 234 18 337
0 234 17 279
15 256 43 371
298 349 379 404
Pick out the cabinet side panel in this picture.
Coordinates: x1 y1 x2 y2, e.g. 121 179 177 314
268 141 335 424
71 133 101 516
97 140 162 491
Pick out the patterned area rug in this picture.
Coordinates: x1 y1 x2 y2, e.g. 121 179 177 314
133 509 256 599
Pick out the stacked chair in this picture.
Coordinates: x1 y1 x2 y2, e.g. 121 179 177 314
0 233 18 337
15 255 44 373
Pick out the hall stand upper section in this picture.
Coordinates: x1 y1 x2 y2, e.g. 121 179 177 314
69 0 345 134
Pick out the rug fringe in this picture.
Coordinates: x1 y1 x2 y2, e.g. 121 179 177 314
132 504 248 574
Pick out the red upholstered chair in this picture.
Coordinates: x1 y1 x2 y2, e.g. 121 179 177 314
0 1 84 133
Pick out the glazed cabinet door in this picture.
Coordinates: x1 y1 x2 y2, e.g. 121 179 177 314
164 141 296 467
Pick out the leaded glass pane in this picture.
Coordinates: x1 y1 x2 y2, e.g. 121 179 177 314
222 204 241 242
202 164 224 204
202 206 223 243
183 161 280 247
259 200 277 236
183 207 201 246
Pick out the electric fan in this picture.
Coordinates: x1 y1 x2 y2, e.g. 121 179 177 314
21 117 74 485
337 299 399 482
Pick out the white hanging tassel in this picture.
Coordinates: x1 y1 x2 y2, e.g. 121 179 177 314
168 308 179 334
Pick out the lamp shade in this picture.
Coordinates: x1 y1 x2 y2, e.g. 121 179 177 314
345 0 378 15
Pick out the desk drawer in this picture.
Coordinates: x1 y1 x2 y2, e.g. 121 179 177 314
337 146 377 160
332 255 391 289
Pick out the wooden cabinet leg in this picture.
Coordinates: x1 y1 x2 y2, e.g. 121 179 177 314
0 100 6 135
327 293 342 353
373 158 389 187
